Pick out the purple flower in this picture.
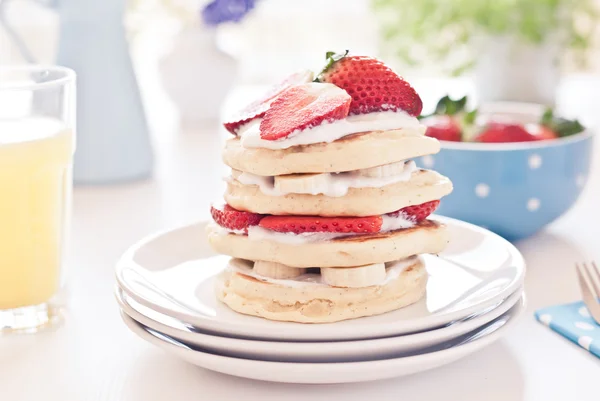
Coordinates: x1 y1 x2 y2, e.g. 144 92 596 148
201 0 256 26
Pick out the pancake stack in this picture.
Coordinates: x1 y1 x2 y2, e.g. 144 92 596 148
207 52 453 323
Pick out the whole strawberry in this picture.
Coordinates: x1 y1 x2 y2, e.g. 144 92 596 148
315 51 422 117
477 123 542 143
421 115 462 142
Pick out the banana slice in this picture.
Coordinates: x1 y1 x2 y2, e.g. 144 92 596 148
273 173 332 195
253 260 307 279
321 263 386 288
357 161 409 178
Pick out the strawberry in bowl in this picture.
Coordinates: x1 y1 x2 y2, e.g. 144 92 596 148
418 99 593 240
421 95 586 143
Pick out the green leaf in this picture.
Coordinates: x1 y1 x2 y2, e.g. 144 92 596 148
455 96 468 113
314 50 349 82
434 95 468 115
463 109 478 125
540 107 554 126
540 107 586 137
552 118 586 137
434 96 451 114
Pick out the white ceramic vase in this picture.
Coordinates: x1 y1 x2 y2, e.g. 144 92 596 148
56 0 154 184
159 25 237 126
473 35 561 106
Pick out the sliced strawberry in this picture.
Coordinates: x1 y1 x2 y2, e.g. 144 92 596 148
259 83 351 140
476 122 542 143
316 52 422 116
388 200 440 223
422 115 462 142
259 215 382 234
210 204 264 233
223 70 313 134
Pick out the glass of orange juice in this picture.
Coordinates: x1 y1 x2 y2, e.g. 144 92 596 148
0 66 75 333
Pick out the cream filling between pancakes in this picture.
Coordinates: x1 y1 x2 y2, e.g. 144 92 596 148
227 161 418 197
227 257 419 288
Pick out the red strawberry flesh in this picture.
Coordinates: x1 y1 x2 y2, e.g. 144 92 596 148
422 115 462 142
476 122 541 143
387 200 440 223
525 123 558 140
318 54 422 116
210 204 264 233
223 70 313 134
258 215 382 234
259 83 351 141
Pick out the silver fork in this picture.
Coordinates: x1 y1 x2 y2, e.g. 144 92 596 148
575 261 600 325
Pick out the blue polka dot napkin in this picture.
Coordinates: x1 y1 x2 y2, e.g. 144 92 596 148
535 301 600 358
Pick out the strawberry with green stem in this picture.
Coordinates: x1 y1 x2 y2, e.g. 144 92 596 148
314 51 423 117
421 96 478 142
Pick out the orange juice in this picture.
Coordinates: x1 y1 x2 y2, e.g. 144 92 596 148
0 117 74 309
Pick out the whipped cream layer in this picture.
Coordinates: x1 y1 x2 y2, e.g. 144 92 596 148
240 111 425 150
215 213 417 245
227 256 419 288
230 161 418 198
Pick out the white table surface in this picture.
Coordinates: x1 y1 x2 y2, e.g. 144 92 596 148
1 76 600 400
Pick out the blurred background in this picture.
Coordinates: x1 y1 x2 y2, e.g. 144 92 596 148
0 0 598 237
2 0 599 132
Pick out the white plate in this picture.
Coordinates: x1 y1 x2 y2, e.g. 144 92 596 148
116 285 524 362
115 216 525 341
120 297 525 384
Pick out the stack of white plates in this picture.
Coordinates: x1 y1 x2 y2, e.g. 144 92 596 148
115 216 526 384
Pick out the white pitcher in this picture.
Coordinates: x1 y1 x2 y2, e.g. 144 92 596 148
1 0 154 184
55 0 153 184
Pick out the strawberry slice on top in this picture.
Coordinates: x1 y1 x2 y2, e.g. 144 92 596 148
211 203 264 233
315 51 423 117
259 215 382 234
223 69 313 134
388 200 440 223
259 83 351 141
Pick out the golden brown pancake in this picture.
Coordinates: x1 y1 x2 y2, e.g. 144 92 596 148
216 257 427 323
207 220 449 268
224 129 440 176
225 169 453 216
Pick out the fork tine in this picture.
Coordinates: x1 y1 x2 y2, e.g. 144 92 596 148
582 262 600 298
576 263 593 299
577 263 600 325
590 261 600 300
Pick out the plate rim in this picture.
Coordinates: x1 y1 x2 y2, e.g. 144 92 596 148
115 215 526 341
120 297 525 383
116 285 524 361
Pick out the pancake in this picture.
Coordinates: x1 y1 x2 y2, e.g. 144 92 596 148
225 169 453 216
207 220 449 268
216 257 427 323
223 129 440 176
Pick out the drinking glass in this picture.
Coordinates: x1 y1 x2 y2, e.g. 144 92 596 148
0 66 75 333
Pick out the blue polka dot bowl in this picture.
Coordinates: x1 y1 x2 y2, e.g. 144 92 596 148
417 103 594 241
